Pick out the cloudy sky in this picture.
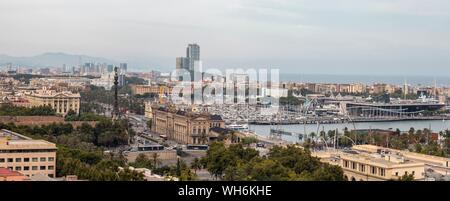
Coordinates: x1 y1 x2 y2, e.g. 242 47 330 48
1 0 450 75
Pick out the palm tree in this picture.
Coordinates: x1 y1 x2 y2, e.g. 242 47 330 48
190 158 202 174
200 131 208 144
151 153 161 168
309 132 316 140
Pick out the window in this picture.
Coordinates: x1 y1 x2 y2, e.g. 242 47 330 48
24 166 30 171
395 172 399 176
40 166 46 170
360 164 365 172
0 158 4 163
7 158 13 163
40 157 46 162
344 160 349 168
32 166 38 170
32 158 38 162
48 166 54 170
49 174 54 178
24 158 30 162
15 158 22 162
412 171 415 175
371 166 377 175
380 168 385 176
48 157 55 162
7 167 13 170
15 166 21 171
352 162 357 170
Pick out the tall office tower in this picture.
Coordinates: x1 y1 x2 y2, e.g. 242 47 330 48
95 63 100 73
83 63 92 74
186 43 200 60
107 65 114 73
90 63 95 73
99 63 106 74
6 63 12 71
176 57 190 70
118 63 127 86
119 63 128 73
186 43 200 71
118 74 126 87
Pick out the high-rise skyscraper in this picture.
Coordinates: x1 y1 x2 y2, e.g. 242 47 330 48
186 43 200 60
176 57 190 70
118 63 127 86
175 43 201 80
119 63 128 74
186 43 200 71
107 65 114 72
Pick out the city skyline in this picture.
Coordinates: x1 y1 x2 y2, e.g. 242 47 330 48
1 0 450 76
2 0 450 189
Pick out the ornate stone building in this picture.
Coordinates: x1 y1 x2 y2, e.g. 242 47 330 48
25 90 80 115
151 105 225 145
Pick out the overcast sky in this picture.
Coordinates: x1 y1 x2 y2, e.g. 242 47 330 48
1 0 450 75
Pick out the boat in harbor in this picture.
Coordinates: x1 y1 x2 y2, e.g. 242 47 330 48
226 123 249 132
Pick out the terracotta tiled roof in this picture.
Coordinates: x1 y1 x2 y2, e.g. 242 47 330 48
0 168 23 177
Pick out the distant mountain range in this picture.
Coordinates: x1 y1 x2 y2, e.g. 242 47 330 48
0 52 116 68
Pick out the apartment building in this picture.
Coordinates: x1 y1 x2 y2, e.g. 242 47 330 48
372 83 396 94
0 129 57 178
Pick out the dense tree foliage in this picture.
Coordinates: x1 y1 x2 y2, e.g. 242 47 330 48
398 173 415 181
279 90 304 105
126 76 147 85
135 93 157 99
0 105 56 116
128 153 162 171
56 146 144 181
81 85 145 115
81 85 112 104
201 142 344 181
65 110 108 121
308 127 449 157
11 74 45 84
0 119 131 148
79 102 106 115
240 137 258 147
152 158 197 181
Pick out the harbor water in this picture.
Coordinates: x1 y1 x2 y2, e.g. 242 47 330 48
250 120 450 143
